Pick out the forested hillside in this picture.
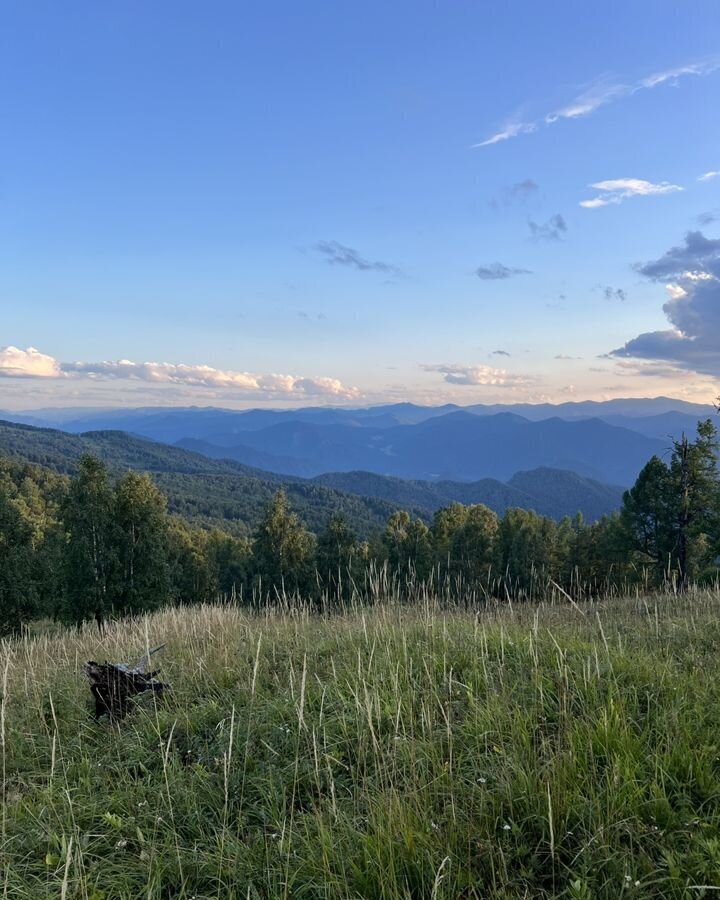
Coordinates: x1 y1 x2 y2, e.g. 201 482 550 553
1 417 719 636
0 421 409 536
0 419 624 528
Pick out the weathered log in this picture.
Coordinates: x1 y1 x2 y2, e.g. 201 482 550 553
84 644 168 720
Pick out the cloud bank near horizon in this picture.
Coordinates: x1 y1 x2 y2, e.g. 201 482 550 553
0 347 360 399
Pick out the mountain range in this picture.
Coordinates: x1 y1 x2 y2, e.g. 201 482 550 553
0 419 625 534
3 397 711 485
0 398 714 533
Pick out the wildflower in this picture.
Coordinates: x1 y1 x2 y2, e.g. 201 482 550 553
115 839 127 849
502 824 511 831
477 777 487 784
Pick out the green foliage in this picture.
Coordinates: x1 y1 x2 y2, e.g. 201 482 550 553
1 416 719 627
251 489 314 596
0 419 404 537
0 459 66 633
620 421 720 587
62 455 116 626
315 514 359 597
113 472 171 615
383 510 433 579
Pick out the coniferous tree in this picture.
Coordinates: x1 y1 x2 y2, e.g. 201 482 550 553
619 421 720 588
670 420 720 588
618 456 674 578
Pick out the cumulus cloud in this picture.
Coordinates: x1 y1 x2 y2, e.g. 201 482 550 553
475 262 531 280
0 346 61 378
422 363 528 386
698 171 720 182
475 56 720 148
67 360 359 397
314 240 402 276
0 349 359 398
580 178 683 209
528 213 567 240
609 231 720 376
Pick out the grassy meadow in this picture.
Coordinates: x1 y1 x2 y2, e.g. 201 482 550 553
3 590 720 898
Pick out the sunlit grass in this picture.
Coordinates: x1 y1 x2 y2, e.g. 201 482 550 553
3 590 720 898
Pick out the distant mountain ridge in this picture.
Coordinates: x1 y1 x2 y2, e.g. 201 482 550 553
2 398 709 488
0 419 625 531
178 411 665 485
2 396 714 434
313 467 624 522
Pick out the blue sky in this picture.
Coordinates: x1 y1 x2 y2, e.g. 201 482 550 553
1 0 719 409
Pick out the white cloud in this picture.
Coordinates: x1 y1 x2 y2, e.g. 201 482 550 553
475 56 719 148
0 346 62 378
64 360 359 397
580 178 683 209
0 348 359 398
422 363 529 386
699 171 720 181
472 120 536 148
639 59 720 89
545 82 627 123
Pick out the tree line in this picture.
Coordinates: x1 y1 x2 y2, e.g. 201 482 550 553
1 418 719 634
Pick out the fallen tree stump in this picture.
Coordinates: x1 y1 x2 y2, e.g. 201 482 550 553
84 644 169 720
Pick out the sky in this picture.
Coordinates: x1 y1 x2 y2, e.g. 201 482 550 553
1 0 720 410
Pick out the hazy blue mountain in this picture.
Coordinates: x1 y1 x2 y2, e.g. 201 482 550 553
176 437 319 477
4 397 713 443
597 411 713 441
2 399 710 488
0 417 628 534
314 467 623 521
198 411 665 485
465 397 716 421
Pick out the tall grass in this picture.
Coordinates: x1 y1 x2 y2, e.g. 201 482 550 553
2 588 720 898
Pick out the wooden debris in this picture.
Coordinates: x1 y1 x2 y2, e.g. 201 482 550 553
84 644 168 720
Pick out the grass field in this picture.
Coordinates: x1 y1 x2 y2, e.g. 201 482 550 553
3 590 720 899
